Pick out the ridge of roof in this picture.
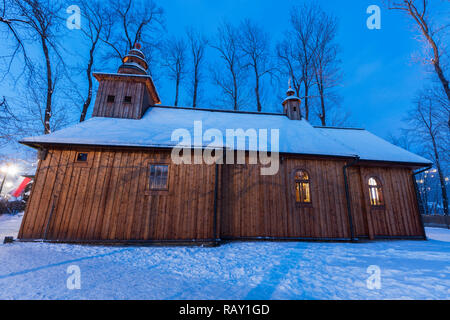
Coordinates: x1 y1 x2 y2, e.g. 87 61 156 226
314 126 365 131
152 105 288 117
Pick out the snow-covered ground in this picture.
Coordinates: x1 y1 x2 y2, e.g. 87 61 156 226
0 213 448 300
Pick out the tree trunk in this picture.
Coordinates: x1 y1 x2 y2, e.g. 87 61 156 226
317 73 326 126
192 67 198 108
254 67 261 112
319 92 326 126
431 134 449 216
232 71 238 111
80 36 99 122
174 73 180 106
80 52 94 122
41 35 52 134
303 78 309 120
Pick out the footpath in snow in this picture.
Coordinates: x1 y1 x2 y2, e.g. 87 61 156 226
0 213 449 300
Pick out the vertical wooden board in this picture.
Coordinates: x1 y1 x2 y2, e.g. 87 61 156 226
92 82 104 117
381 168 395 235
325 161 338 238
335 161 349 238
50 150 77 240
66 165 90 240
358 167 374 239
45 149 72 239
281 160 290 237
284 159 294 237
92 151 114 238
391 169 408 235
348 167 363 236
18 157 44 239
114 152 136 240
85 151 111 239
202 164 213 239
58 165 82 240
397 169 415 235
75 151 101 239
100 152 122 239
379 168 394 235
178 163 191 240
34 149 64 238
133 154 149 240
32 150 62 238
220 165 230 237
21 151 53 238
404 169 421 235
171 163 182 239
105 150 128 239
123 152 144 240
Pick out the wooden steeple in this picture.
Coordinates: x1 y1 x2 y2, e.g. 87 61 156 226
282 85 302 120
92 43 161 120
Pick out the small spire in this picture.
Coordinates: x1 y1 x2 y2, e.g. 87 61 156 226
118 43 148 75
286 77 295 96
282 77 301 120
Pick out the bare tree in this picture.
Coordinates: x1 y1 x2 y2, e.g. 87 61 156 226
290 3 323 120
186 28 208 108
312 10 341 126
101 0 164 76
0 0 35 79
0 0 66 134
212 22 246 111
162 36 187 106
276 39 302 96
407 89 448 216
388 0 450 127
78 0 108 122
0 97 21 147
238 19 274 112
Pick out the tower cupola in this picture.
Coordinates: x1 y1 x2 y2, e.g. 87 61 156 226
282 84 302 120
91 43 160 120
118 43 149 75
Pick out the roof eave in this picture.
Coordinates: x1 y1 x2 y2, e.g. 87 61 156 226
18 140 433 168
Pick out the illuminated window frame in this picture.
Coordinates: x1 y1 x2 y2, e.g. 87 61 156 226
294 169 312 206
368 177 384 207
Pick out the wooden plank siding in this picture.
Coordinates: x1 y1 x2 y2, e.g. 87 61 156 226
92 80 147 120
219 156 424 240
19 148 217 241
19 148 425 243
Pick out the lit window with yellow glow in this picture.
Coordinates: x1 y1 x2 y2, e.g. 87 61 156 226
368 177 384 206
295 170 311 204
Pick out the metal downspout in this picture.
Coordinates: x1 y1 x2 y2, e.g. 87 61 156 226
343 156 360 242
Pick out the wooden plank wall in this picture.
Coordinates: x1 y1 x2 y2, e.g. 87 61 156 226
19 148 217 241
19 148 424 242
220 158 353 239
92 80 146 119
357 166 424 238
220 158 424 240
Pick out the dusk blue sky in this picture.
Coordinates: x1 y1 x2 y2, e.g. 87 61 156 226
159 0 433 137
2 0 448 158
90 0 443 136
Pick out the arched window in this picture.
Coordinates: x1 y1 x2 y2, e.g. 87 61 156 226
295 170 311 204
368 177 384 206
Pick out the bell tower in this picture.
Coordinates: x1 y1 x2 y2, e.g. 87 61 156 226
282 85 302 120
92 43 161 119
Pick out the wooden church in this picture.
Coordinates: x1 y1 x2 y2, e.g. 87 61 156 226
18 45 432 244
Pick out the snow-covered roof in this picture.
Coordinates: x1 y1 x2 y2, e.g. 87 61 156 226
315 127 431 164
21 106 431 165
